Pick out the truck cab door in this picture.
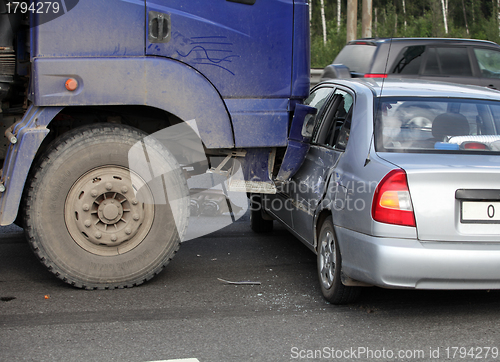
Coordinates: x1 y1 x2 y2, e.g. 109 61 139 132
276 86 335 182
145 0 294 100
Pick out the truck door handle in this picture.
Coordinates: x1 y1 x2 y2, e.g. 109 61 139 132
148 11 171 43
226 0 256 5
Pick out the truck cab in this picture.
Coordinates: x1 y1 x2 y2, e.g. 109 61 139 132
0 0 310 288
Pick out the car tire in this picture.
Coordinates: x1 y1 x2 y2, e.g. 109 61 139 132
250 194 273 233
23 124 189 289
317 218 360 304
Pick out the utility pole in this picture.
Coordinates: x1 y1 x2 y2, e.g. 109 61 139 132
346 0 358 43
362 0 372 38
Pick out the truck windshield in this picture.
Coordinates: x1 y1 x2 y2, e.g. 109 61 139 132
375 97 500 153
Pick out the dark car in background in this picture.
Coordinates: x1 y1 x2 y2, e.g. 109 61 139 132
323 38 500 90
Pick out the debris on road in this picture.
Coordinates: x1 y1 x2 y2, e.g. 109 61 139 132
217 278 261 285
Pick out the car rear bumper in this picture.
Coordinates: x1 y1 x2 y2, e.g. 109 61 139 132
336 226 500 289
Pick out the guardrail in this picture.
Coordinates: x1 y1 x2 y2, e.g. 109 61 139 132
310 68 323 88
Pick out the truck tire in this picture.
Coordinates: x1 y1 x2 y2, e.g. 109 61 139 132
23 124 189 289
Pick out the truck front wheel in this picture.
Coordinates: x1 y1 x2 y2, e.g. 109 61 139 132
24 124 189 289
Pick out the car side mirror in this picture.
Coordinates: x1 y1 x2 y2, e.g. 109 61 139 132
321 64 351 80
301 114 316 138
289 104 318 142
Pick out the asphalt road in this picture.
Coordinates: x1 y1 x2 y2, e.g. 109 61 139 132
2 213 500 362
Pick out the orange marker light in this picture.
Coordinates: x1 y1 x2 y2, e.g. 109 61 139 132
379 191 401 209
65 78 78 91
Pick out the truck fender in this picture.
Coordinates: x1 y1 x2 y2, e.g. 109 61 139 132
31 56 234 149
0 105 63 225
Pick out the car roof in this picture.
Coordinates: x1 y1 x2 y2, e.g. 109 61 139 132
348 37 500 48
317 78 500 101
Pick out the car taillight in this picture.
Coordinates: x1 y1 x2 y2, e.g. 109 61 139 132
463 142 487 150
350 41 376 46
372 169 416 227
364 73 388 78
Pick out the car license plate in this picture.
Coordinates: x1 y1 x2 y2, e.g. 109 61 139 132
461 201 500 223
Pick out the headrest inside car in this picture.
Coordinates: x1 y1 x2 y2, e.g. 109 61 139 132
432 113 470 140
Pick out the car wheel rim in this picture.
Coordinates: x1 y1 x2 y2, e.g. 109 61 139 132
319 230 336 289
64 166 155 256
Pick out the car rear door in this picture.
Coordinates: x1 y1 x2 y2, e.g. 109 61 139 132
419 46 483 87
289 88 354 245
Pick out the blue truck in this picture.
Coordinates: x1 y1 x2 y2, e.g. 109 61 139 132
0 0 312 288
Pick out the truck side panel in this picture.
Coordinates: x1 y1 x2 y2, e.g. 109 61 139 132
225 98 289 148
291 0 311 99
32 0 145 58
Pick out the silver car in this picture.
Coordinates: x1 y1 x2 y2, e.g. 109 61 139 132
251 79 500 304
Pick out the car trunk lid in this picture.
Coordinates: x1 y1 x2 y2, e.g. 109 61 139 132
378 152 500 242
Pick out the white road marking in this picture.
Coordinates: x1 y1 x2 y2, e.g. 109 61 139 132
146 359 200 362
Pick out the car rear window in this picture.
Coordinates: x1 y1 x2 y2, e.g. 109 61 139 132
375 97 500 153
333 44 377 73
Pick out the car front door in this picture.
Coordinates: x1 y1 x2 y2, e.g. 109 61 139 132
264 86 335 228
473 47 500 90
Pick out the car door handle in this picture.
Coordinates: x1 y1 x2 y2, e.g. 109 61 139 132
148 11 171 43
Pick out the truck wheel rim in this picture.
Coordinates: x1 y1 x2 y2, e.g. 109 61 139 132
64 166 155 256
319 230 336 289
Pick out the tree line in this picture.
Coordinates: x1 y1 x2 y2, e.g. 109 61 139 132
310 0 500 67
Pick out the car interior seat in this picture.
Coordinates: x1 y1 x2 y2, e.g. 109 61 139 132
432 112 470 141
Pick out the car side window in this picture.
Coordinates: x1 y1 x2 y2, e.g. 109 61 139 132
335 110 352 151
423 47 473 76
302 87 336 143
315 89 354 150
304 87 335 111
391 45 425 75
474 48 500 78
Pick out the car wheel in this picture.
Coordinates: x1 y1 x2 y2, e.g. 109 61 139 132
23 124 189 289
317 218 360 304
250 194 273 233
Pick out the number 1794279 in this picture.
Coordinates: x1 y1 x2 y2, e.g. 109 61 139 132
6 2 61 14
